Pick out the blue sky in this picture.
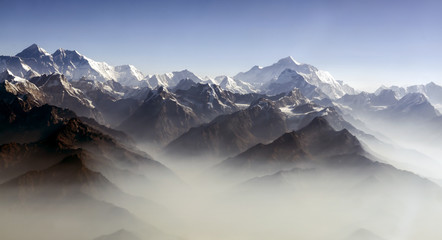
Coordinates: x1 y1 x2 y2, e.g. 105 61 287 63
1 0 441 90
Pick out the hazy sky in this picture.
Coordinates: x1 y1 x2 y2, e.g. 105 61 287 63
1 0 441 91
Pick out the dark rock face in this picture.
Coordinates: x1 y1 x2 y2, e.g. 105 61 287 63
175 83 239 122
216 117 364 173
29 73 102 120
0 152 116 201
0 100 76 144
173 78 197 91
165 98 287 158
118 87 201 146
0 98 173 183
120 83 240 146
70 78 145 126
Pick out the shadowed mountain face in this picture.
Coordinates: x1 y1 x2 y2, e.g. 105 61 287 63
0 98 176 187
0 152 116 203
29 73 103 121
165 98 287 159
84 89 141 127
118 87 201 146
283 102 368 139
0 70 47 107
0 117 172 184
173 78 198 91
0 97 181 240
119 83 241 146
175 83 239 122
0 100 76 144
165 92 364 161
0 95 133 145
216 117 364 175
70 78 144 127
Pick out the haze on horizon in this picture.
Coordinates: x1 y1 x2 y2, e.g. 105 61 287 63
1 0 441 91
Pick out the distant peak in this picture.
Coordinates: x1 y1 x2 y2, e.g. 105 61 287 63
23 44 41 51
399 92 428 104
16 44 51 58
301 116 333 132
426 81 439 87
310 116 329 125
58 153 85 167
177 69 191 74
277 56 301 65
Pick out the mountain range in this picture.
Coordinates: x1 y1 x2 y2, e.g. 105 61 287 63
1 44 442 240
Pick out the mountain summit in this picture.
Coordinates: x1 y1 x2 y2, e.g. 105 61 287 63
1 45 146 87
234 56 356 99
16 44 52 59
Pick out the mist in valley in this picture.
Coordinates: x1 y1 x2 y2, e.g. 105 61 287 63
3 130 442 240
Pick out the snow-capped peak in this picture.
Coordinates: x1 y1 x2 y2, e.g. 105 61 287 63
277 56 302 66
51 47 146 86
16 44 52 59
216 75 257 94
144 69 203 88
233 56 312 86
234 56 355 99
